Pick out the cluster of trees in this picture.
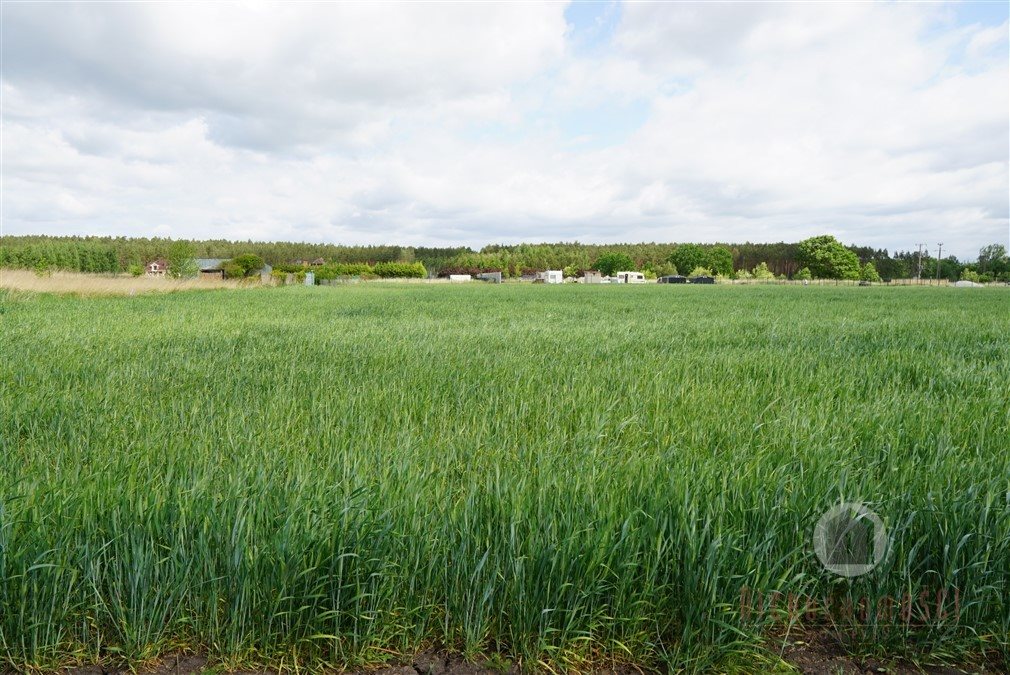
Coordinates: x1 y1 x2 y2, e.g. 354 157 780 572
584 247 728 278
435 242 784 279
956 245 1009 283
2 235 1007 282
0 239 120 274
587 238 884 281
665 244 735 277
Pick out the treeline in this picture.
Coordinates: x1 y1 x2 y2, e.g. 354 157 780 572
435 243 794 278
1 235 1007 281
0 236 462 274
439 241 1009 281
0 237 822 276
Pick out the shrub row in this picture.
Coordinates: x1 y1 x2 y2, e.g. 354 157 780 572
273 261 427 281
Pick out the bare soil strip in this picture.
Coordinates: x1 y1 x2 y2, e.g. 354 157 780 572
47 641 998 675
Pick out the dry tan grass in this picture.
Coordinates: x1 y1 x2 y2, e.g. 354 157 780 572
0 269 261 296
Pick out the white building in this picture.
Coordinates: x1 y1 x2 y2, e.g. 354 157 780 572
537 270 564 284
448 274 472 282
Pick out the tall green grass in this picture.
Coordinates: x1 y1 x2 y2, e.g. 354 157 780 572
0 285 1007 671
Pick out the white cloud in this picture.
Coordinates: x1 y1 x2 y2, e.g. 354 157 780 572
2 1 1007 258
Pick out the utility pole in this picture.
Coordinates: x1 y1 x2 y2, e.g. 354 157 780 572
916 243 925 283
936 243 943 284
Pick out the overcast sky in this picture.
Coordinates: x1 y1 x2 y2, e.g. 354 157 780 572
3 1 1008 259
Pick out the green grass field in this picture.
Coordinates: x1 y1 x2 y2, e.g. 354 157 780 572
1 284 1008 672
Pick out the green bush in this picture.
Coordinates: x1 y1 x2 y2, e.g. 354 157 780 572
960 268 981 283
752 262 775 280
223 262 246 279
372 261 427 278
229 253 265 277
315 263 375 280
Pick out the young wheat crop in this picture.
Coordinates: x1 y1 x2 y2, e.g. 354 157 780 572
0 284 1007 672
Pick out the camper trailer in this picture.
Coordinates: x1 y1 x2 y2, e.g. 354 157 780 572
614 271 646 284
535 270 564 284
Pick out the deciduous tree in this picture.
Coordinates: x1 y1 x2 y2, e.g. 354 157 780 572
668 244 708 276
167 241 198 279
230 253 265 277
797 235 860 279
860 262 881 282
593 252 635 277
708 246 734 277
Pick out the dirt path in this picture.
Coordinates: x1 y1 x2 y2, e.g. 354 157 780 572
48 643 999 675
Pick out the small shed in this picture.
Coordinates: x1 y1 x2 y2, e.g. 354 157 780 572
477 272 502 283
449 274 472 282
582 270 603 284
195 258 228 280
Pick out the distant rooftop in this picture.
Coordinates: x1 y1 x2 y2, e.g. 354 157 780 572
194 258 227 270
